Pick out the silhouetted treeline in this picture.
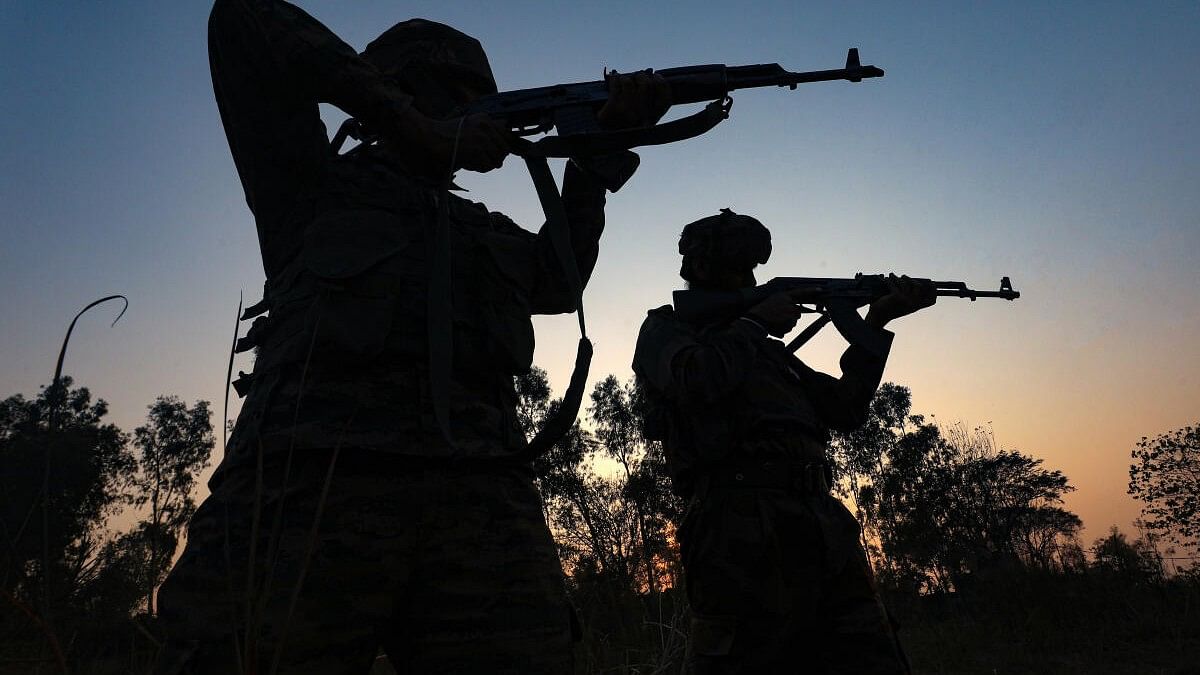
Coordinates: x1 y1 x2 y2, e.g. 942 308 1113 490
1129 423 1200 563
1 378 213 673
828 383 1083 593
515 370 689 672
514 370 1199 674
2 374 1197 673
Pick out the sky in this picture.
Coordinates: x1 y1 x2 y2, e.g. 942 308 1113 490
1 1 1198 549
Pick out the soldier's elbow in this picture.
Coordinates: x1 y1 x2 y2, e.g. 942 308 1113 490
208 0 238 47
208 0 258 43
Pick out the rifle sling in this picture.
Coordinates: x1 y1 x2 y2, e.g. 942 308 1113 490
785 314 832 353
518 98 731 158
425 154 593 458
518 154 593 459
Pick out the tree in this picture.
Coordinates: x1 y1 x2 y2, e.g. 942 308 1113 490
943 441 1081 573
515 369 684 593
0 378 134 601
0 378 137 668
1 380 217 671
126 396 214 615
1128 423 1200 556
1090 526 1165 583
515 367 593 509
830 384 1082 593
589 375 685 594
514 368 690 672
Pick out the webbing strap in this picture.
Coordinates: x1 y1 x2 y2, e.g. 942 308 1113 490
520 154 593 456
519 98 731 159
428 192 455 447
429 119 467 450
521 337 592 460
426 159 591 456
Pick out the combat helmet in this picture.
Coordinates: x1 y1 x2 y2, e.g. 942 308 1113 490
678 208 771 282
361 19 497 117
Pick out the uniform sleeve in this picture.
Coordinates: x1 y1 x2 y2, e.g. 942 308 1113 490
788 339 893 432
207 0 414 242
633 312 767 405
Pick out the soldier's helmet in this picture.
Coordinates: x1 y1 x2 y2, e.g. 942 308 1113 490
361 19 497 117
678 208 772 282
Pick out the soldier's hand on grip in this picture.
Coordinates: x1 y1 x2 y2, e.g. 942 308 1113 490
426 113 516 173
866 274 937 327
597 69 672 130
746 288 823 337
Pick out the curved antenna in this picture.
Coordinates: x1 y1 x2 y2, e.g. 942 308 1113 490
50 294 129 408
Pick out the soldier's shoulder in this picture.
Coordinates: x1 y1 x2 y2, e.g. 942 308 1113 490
635 304 693 355
639 304 679 331
487 209 530 236
633 304 696 386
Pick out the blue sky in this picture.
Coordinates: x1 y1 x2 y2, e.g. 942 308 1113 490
2 1 1198 543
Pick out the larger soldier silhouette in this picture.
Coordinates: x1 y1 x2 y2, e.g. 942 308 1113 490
155 1 667 672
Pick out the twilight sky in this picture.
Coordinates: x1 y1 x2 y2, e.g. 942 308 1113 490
1 1 1198 547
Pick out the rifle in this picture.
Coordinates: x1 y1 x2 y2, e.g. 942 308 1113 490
672 275 1020 358
332 48 884 190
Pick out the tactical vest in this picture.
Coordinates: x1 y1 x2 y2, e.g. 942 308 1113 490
634 308 830 497
226 152 539 462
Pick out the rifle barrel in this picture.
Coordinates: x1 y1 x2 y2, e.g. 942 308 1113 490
931 279 1020 301
936 289 1021 300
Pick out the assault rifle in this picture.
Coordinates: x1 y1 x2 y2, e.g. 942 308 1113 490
464 48 880 152
332 48 884 189
672 275 1020 358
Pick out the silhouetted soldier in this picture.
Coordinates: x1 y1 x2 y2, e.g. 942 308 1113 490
154 1 666 673
633 210 934 674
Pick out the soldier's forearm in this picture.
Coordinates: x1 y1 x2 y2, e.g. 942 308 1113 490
559 161 608 287
526 162 607 314
209 0 414 138
825 344 890 430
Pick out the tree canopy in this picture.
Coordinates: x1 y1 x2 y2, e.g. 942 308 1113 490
0 379 212 668
829 383 1082 592
1129 423 1200 553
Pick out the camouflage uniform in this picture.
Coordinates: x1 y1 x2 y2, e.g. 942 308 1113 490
157 1 614 672
155 450 570 674
633 255 910 672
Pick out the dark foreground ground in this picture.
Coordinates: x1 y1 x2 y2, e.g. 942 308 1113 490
362 570 1200 674
4 570 1198 673
557 570 1200 675
891 572 1200 675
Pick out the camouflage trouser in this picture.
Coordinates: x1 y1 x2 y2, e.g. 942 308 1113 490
154 449 572 674
678 486 909 675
